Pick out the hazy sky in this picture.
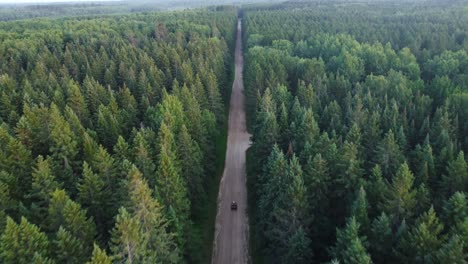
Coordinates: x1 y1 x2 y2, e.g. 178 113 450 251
0 0 119 3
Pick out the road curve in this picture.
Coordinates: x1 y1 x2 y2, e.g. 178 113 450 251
212 18 250 264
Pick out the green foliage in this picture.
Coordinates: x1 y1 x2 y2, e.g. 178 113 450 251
111 165 180 263
0 217 50 264
384 162 417 224
397 207 444 263
243 2 467 262
331 217 372 264
87 244 112 264
47 189 96 258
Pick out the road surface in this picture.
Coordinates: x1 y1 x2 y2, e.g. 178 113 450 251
212 18 250 264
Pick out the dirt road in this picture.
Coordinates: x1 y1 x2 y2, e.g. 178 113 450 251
212 18 250 264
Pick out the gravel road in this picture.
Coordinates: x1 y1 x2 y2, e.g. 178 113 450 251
211 18 250 264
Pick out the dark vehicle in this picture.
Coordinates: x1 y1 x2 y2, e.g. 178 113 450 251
231 201 238 210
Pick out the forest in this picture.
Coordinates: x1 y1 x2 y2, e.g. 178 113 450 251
0 0 467 263
0 6 238 263
244 1 467 263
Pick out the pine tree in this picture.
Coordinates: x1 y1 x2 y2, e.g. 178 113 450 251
54 226 85 264
287 155 310 226
253 89 279 166
257 145 287 235
370 212 394 264
297 81 317 112
337 141 364 202
303 153 330 213
113 136 130 163
442 192 467 245
351 186 370 232
331 217 372 264
366 165 387 217
77 162 107 240
156 122 189 251
0 124 33 201
27 156 61 227
0 217 50 264
177 125 205 215
285 227 312 264
48 189 95 257
278 102 290 150
397 207 444 263
66 80 88 125
375 130 404 179
440 151 467 198
110 207 143 263
294 108 319 155
126 165 180 262
436 235 467 264
0 179 11 232
205 70 223 120
96 104 120 150
177 85 204 145
87 244 112 264
49 104 78 190
132 130 156 187
384 162 417 225
412 142 435 187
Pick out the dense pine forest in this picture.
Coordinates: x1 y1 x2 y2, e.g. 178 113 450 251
0 6 238 263
0 0 467 263
244 1 467 263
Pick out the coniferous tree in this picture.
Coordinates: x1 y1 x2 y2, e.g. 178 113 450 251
77 162 107 240
54 226 85 264
370 212 394 264
257 145 287 236
27 156 61 226
351 186 370 232
49 104 78 190
87 244 112 264
110 207 143 263
156 122 189 252
331 217 372 264
440 151 467 198
397 207 444 263
384 162 417 225
177 125 205 215
47 189 95 257
375 130 404 179
0 217 50 264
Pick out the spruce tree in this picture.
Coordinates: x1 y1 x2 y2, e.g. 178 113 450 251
397 207 444 263
370 212 394 264
156 122 189 252
257 145 287 235
177 125 205 215
384 162 417 225
77 162 107 240
54 226 85 264
441 151 467 198
48 189 95 257
126 165 180 262
27 156 61 227
351 186 370 232
0 217 50 264
49 104 79 191
110 207 143 263
331 217 372 264
375 130 404 179
87 244 112 264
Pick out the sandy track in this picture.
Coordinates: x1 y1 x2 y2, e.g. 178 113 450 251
211 19 250 264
